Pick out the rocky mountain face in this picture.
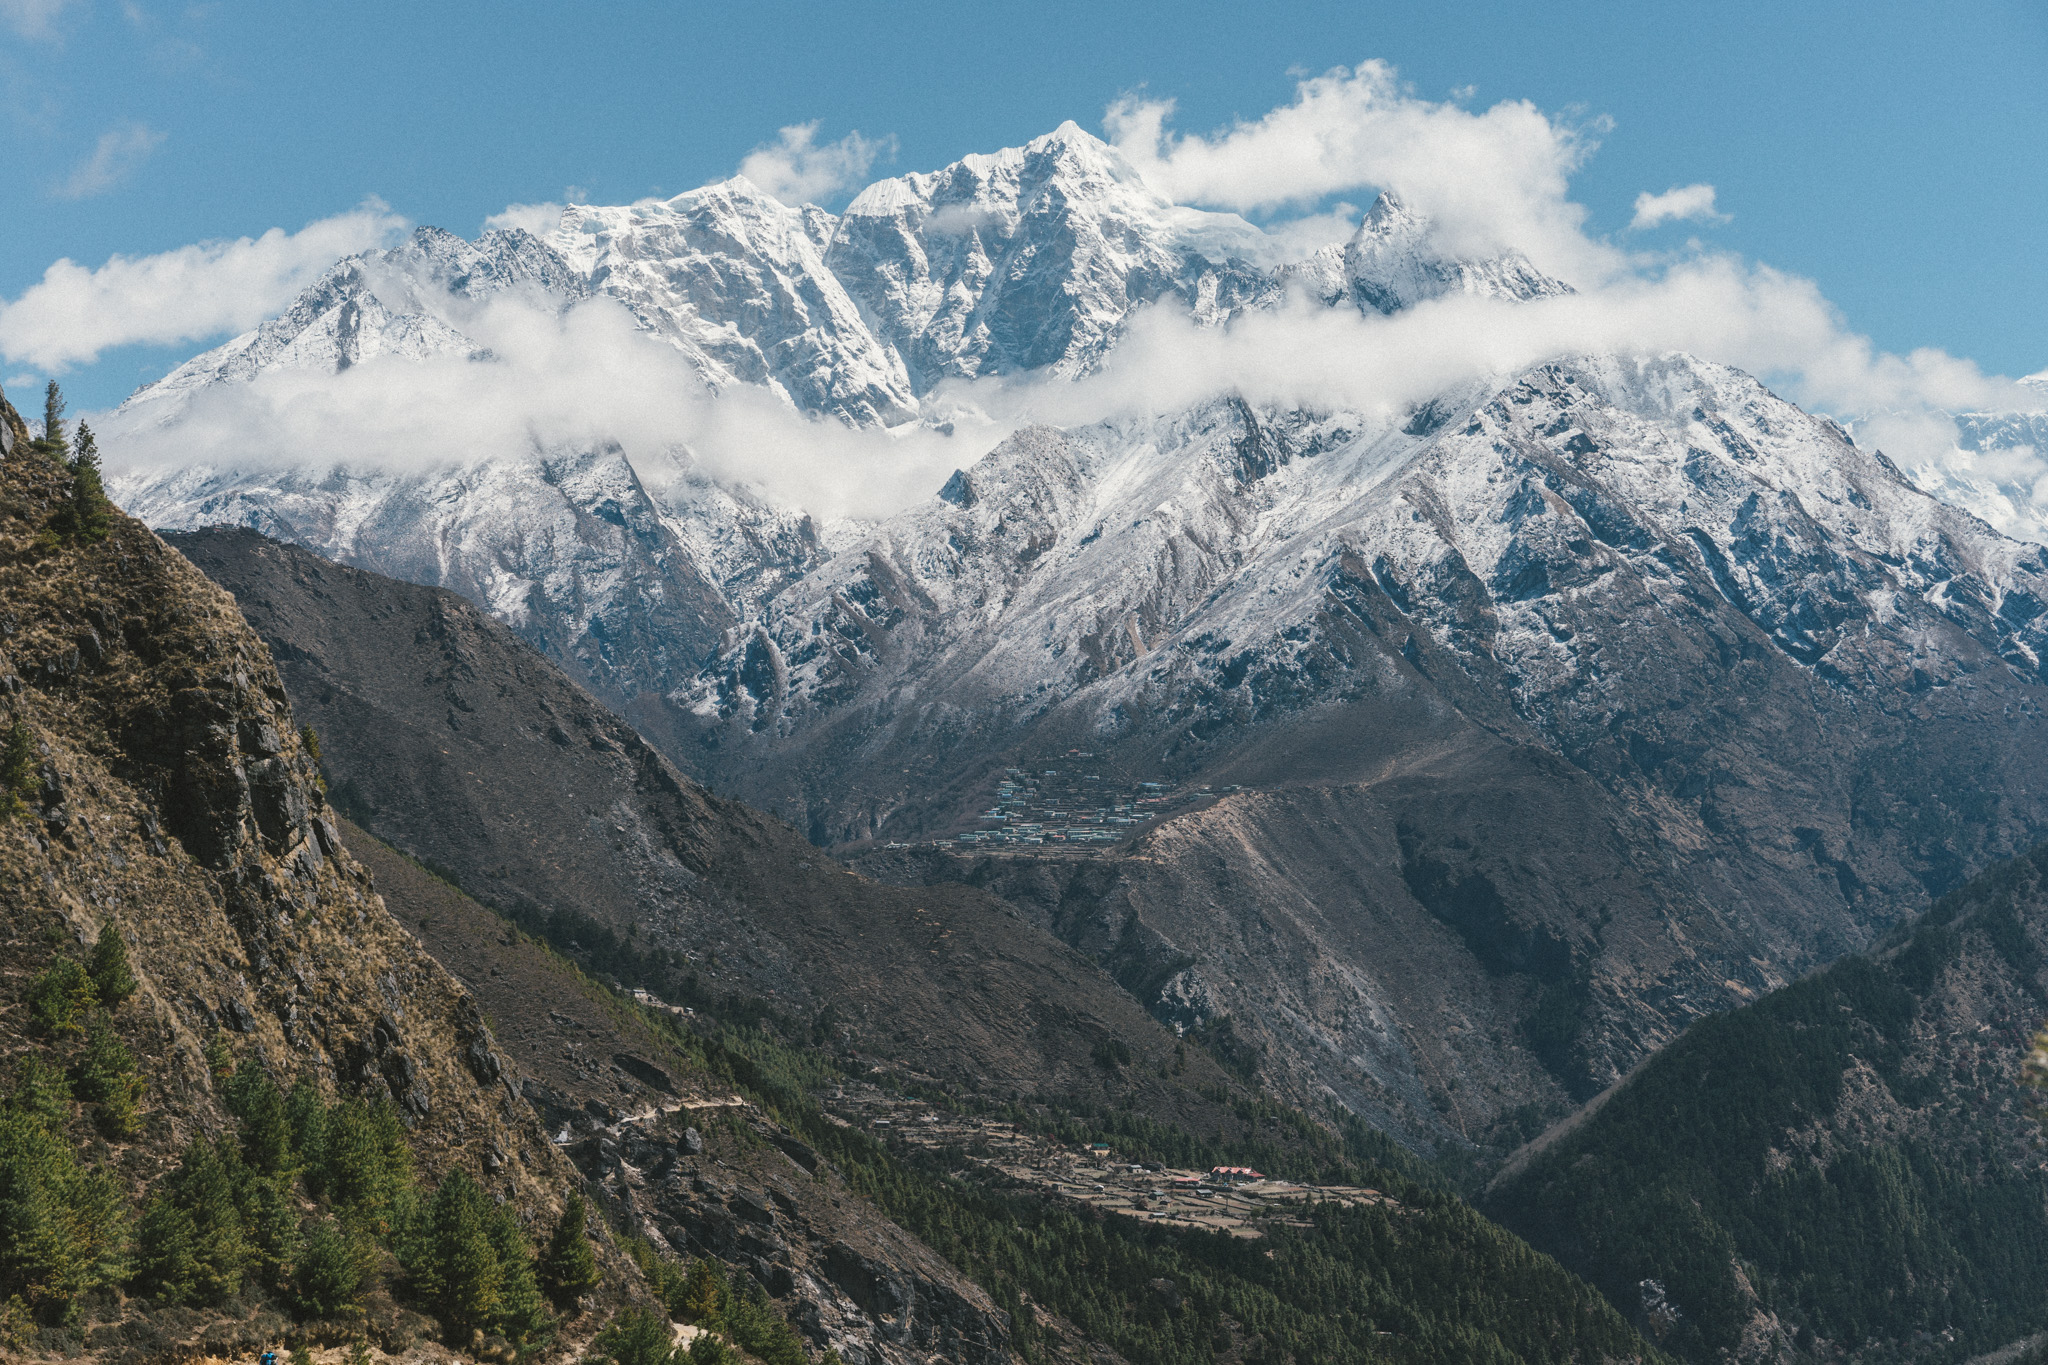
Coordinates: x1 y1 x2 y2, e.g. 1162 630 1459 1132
1486 839 2048 1365
102 122 2048 1161
705 352 2048 1150
170 525 1668 1365
338 824 1033 1365
166 526 1257 1127
0 388 628 1356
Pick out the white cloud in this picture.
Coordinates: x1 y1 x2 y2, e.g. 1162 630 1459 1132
65 62 2041 532
103 294 971 522
938 253 2026 485
736 122 894 205
482 202 565 237
53 122 168 200
0 0 76 39
1105 61 1611 281
0 202 407 370
1630 183 1726 230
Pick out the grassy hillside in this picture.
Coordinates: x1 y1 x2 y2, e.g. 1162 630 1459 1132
1487 845 2048 1363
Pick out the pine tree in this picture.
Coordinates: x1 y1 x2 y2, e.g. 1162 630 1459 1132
224 1064 294 1175
589 1306 680 1365
685 1332 735 1365
133 1197 200 1305
290 1214 370 1318
285 1080 327 1178
203 1030 235 1081
407 1169 502 1335
36 381 65 462
139 1138 254 1305
62 422 110 543
8 1053 71 1125
318 1098 413 1234
26 958 97 1036
86 923 136 1008
75 1011 143 1140
537 1191 600 1309
0 720 36 817
484 1195 549 1342
678 1256 728 1328
0 1107 127 1321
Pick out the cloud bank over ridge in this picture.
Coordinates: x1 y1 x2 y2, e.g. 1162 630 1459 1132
10 59 2035 526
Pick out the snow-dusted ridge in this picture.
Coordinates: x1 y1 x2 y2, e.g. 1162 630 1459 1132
101 118 2048 1146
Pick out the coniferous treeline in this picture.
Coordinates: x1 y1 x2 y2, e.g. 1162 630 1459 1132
0 933 601 1353
9 381 111 546
1488 844 2048 1363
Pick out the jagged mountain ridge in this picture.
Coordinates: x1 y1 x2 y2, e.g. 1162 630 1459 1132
764 351 2048 1149
101 121 2048 1156
109 122 1566 735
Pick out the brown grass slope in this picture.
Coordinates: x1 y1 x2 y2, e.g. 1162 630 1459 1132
0 390 631 1359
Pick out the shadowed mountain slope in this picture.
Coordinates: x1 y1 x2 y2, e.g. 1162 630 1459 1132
1486 842 2048 1364
165 525 1247 1124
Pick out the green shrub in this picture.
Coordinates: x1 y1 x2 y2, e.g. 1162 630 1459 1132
685 1331 735 1364
85 924 136 1008
588 1305 678 1365
25 959 96 1037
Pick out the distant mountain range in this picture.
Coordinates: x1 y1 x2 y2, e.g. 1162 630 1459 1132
106 122 2048 1154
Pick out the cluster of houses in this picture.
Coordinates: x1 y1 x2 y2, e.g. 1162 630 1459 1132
935 760 1243 851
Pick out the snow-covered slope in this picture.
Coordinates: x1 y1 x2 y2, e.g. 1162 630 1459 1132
1898 378 2048 544
692 352 2048 1144
1280 190 1572 314
826 121 1275 386
548 178 919 425
122 226 585 423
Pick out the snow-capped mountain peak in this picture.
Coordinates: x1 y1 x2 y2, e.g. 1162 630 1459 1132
1283 189 1573 316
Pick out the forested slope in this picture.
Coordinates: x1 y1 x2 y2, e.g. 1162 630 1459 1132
1488 844 2048 1363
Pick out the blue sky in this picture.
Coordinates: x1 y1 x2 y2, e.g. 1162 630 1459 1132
3 0 2044 410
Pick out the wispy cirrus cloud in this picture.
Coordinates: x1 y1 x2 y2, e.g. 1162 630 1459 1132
54 121 169 200
0 0 77 39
